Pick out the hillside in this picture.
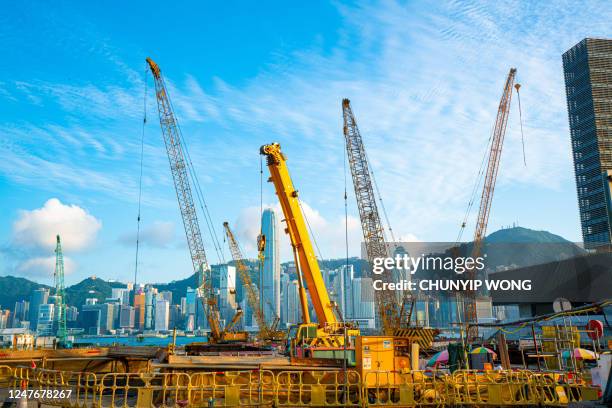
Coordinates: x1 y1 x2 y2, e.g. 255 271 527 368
449 227 585 273
0 276 49 309
64 277 125 310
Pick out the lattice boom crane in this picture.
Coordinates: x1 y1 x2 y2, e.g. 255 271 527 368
342 99 402 334
146 57 223 342
464 68 518 341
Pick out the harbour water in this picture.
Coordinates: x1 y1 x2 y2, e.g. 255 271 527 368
73 335 208 347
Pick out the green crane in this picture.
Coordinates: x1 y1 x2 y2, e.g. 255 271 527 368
54 235 68 346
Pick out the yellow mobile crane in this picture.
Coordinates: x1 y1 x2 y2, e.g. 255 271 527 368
261 142 436 376
223 222 285 342
260 143 360 361
147 57 247 344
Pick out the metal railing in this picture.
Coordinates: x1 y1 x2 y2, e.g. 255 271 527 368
3 366 600 407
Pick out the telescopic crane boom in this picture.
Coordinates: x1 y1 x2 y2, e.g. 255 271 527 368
260 143 336 326
260 143 358 355
147 57 246 343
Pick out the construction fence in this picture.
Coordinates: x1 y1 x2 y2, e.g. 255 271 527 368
0 365 600 407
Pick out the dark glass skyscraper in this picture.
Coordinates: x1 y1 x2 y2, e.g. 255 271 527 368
563 38 612 249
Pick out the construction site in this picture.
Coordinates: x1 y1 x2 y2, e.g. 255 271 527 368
0 55 610 408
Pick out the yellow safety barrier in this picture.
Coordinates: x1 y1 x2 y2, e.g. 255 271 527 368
0 365 13 385
364 370 452 406
13 366 99 407
276 370 361 407
7 366 601 407
449 369 539 406
190 370 275 407
97 372 191 407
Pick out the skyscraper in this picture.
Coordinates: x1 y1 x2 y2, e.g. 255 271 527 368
155 299 170 332
281 279 301 326
119 305 135 329
12 300 29 328
133 293 146 330
212 264 237 325
36 303 55 336
261 208 280 324
563 38 612 249
29 288 49 331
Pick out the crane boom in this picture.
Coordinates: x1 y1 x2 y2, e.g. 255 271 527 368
223 222 280 340
464 67 517 341
342 99 400 334
260 143 337 326
146 57 222 341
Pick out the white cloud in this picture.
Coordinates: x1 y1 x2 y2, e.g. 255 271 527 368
12 198 102 252
16 256 76 277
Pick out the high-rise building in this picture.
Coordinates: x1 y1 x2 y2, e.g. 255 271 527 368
155 299 170 332
80 308 101 335
212 264 237 325
133 293 146 330
261 208 280 324
111 288 131 305
144 286 157 330
29 288 49 331
348 277 376 329
12 300 29 328
185 288 197 331
168 304 181 330
82 303 114 334
0 310 10 329
158 291 173 304
36 303 55 336
281 279 301 327
331 265 354 319
119 305 135 329
563 38 612 249
66 305 79 322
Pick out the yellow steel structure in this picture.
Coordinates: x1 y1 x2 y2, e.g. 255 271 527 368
260 143 337 326
223 221 285 342
9 364 601 407
260 142 359 355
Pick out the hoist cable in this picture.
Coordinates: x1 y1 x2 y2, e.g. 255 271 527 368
134 63 148 288
515 85 527 167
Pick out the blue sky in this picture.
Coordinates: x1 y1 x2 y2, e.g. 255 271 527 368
1 1 610 285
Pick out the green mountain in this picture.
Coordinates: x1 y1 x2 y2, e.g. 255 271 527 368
64 276 125 310
449 227 585 273
0 276 50 309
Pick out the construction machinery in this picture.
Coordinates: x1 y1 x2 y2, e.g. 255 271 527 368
342 98 416 334
260 142 436 370
462 68 518 342
53 234 68 347
260 143 360 362
223 222 285 342
147 57 247 344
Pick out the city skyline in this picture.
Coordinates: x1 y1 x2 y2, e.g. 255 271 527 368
1 2 611 285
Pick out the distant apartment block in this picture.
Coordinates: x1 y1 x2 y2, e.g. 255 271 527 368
563 38 612 249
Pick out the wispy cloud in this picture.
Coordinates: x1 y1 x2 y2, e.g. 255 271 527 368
2 0 610 272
